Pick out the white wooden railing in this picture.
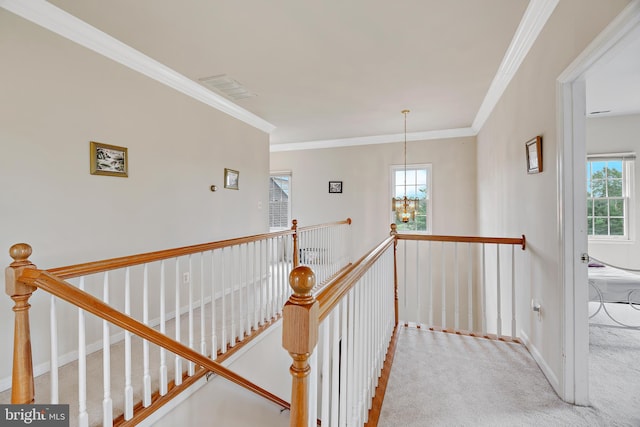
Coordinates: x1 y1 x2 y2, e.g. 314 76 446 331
282 236 396 426
282 227 527 427
296 218 353 287
395 232 526 340
4 218 352 426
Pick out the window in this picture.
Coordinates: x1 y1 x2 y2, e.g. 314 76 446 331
586 154 634 238
391 164 431 233
269 173 291 230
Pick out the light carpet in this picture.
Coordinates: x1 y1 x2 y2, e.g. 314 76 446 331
378 326 640 426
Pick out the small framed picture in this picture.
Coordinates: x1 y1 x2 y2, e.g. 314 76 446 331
90 141 128 177
224 168 239 190
329 181 343 193
525 136 543 174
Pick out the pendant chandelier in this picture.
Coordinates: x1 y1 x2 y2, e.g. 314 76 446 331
392 109 419 223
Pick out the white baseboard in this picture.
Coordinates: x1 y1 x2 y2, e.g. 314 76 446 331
519 329 560 395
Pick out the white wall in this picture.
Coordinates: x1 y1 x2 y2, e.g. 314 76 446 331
270 136 478 258
0 11 269 384
586 114 640 267
476 0 628 394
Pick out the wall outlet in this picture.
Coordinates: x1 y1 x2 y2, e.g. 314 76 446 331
183 272 190 284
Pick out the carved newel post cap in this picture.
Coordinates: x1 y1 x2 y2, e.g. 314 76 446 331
289 266 315 297
9 243 33 267
390 223 397 235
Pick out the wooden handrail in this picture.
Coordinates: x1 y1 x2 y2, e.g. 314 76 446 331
396 233 526 250
296 217 351 233
47 228 295 280
18 268 290 411
315 236 395 322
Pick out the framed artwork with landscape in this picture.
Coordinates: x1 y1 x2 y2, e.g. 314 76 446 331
90 141 128 177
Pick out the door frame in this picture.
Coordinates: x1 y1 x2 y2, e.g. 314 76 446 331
558 0 640 405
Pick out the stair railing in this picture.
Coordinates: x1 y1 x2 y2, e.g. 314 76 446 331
394 227 526 340
4 218 352 426
282 225 527 427
283 234 396 426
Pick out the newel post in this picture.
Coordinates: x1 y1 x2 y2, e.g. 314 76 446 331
5 243 37 404
282 266 318 427
291 219 299 268
390 224 399 326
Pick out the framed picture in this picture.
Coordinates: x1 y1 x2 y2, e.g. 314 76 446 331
525 136 543 174
90 141 128 177
224 168 239 190
329 181 342 193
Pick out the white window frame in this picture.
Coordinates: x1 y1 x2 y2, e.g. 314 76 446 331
269 171 292 231
390 163 432 234
586 153 634 241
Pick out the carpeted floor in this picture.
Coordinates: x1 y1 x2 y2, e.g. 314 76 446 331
378 326 640 426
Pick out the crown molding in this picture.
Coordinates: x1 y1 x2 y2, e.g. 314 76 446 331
0 0 276 134
269 127 476 152
471 0 559 133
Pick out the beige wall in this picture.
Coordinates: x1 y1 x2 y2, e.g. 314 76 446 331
587 114 640 266
270 136 478 258
476 0 629 391
0 11 269 383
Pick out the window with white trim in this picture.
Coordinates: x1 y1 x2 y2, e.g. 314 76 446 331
391 164 431 233
269 172 291 230
586 154 634 239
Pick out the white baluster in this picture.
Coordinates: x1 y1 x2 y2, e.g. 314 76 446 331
77 277 88 427
143 264 151 405
102 272 113 426
230 246 236 346
221 248 227 353
512 245 517 340
309 347 318 427
428 241 433 327
441 241 446 329
454 242 459 332
252 241 259 331
268 238 275 320
497 245 502 338
320 317 331 424
339 297 348 427
200 252 207 355
175 258 182 385
160 260 168 395
240 244 246 340
211 250 218 359
468 243 473 332
124 268 133 419
188 255 195 376
347 289 356 425
237 245 244 342
258 241 264 327
49 295 58 404
481 244 487 336
331 308 340 426
402 239 407 323
416 242 421 328
244 243 251 336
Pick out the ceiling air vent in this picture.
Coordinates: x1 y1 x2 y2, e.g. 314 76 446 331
199 74 256 101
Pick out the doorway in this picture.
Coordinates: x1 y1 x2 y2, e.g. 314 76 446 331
559 1 640 405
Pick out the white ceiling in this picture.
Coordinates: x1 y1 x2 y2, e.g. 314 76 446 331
586 23 640 118
40 0 534 147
